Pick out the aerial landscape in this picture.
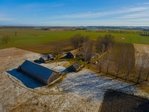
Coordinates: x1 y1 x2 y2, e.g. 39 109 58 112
0 0 149 112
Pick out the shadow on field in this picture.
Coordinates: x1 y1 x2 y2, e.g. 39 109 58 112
99 90 149 112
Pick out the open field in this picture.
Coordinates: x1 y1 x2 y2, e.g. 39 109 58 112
0 28 149 53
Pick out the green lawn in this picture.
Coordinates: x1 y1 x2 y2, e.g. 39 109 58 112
0 28 149 53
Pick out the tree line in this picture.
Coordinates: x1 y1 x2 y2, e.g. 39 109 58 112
70 34 149 83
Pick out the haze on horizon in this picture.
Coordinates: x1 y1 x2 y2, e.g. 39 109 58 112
0 0 149 26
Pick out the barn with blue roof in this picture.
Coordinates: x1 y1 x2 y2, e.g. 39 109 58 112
17 60 61 85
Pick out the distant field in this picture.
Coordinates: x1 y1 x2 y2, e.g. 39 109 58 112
0 28 149 53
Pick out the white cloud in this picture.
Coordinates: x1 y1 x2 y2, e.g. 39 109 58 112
21 3 64 10
118 11 149 19
0 13 14 22
39 20 149 26
42 3 149 26
1 2 148 26
48 4 149 20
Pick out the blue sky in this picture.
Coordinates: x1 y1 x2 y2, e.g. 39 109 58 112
0 0 149 26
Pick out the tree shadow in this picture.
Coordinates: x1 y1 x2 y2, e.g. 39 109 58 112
99 89 149 112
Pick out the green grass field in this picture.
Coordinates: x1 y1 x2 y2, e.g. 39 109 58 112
0 28 149 53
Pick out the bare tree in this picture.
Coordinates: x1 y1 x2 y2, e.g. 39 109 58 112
110 44 123 77
52 44 62 63
124 44 135 81
108 43 135 80
96 34 114 53
146 71 149 81
97 61 102 73
136 53 148 83
136 60 144 84
145 55 149 81
95 52 107 73
104 52 111 74
81 40 93 62
70 34 88 49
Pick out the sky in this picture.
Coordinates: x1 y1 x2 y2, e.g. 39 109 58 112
0 0 149 26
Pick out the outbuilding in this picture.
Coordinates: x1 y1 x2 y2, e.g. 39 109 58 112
39 54 54 63
65 63 84 73
18 60 61 85
61 52 74 59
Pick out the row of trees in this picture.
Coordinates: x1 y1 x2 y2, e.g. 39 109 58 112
70 34 89 49
70 34 149 83
70 34 114 62
95 34 114 53
96 42 149 83
51 33 149 83
140 31 149 36
70 34 93 62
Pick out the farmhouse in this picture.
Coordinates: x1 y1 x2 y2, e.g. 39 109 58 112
18 60 61 85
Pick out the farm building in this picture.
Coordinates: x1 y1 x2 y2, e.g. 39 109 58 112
48 54 55 60
61 52 74 59
65 63 84 72
17 60 61 85
62 49 80 58
70 49 80 58
39 54 54 63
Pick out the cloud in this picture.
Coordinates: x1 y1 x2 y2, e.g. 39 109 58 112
40 19 149 26
48 4 149 20
41 3 149 26
0 18 13 21
1 2 148 26
21 3 64 10
0 14 14 22
118 11 149 19
141 2 149 5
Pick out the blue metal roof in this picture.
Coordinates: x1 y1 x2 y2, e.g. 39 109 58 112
20 60 56 84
